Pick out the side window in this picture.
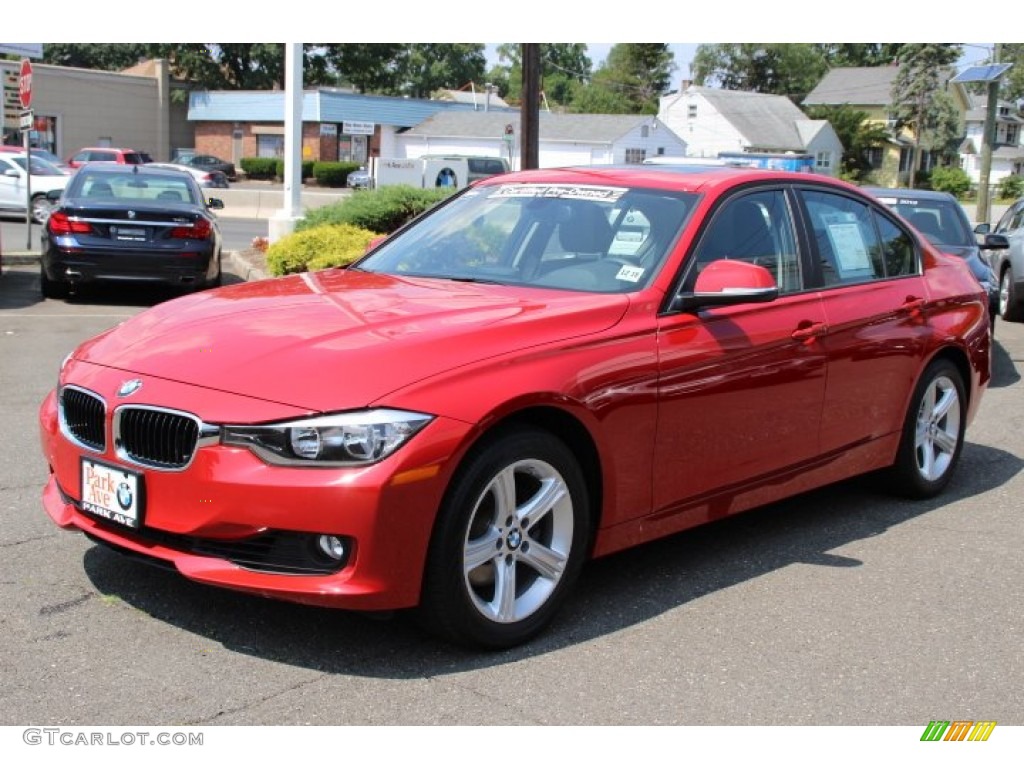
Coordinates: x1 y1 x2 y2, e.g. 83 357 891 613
691 189 802 293
802 189 895 286
873 211 916 277
995 203 1023 233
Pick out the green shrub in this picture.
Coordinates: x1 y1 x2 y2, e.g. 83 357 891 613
929 166 971 198
240 157 278 180
311 161 361 188
297 185 454 234
266 224 382 276
273 159 315 180
998 174 1024 201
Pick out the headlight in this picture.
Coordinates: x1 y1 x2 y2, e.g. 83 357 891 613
221 409 433 467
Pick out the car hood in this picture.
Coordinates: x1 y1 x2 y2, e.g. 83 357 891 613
72 269 630 411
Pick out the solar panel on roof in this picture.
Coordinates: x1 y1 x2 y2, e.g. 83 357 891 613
951 64 1013 83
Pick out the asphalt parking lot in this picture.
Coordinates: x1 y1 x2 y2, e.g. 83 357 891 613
0 262 1022 729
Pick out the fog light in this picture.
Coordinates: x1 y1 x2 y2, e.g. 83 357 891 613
317 535 347 561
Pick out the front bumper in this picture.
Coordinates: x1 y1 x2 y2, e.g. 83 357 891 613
39 387 468 611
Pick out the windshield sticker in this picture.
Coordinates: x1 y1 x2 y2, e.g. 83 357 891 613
615 264 645 283
491 184 627 202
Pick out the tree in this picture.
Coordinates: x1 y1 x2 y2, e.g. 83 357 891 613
692 43 828 103
399 44 486 99
318 44 407 94
806 104 892 182
991 44 1024 103
813 44 904 68
889 44 963 187
42 44 151 71
567 44 674 114
489 44 592 108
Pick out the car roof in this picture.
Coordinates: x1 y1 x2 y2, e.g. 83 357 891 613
72 163 196 182
473 164 866 197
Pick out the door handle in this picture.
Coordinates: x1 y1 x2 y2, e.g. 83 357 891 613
792 321 828 342
903 296 926 315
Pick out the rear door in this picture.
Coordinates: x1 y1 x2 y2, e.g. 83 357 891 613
796 186 931 455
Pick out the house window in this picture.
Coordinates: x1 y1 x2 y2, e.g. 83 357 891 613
687 104 697 119
640 125 649 138
257 135 284 158
865 147 884 169
1007 125 1019 145
815 151 832 170
624 148 646 164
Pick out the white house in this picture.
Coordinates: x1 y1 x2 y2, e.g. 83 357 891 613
395 111 687 170
959 99 1024 186
658 84 844 176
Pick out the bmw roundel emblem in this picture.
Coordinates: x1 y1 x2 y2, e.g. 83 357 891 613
127 210 136 219
117 379 143 397
117 481 134 511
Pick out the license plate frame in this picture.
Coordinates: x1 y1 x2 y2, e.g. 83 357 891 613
80 458 144 529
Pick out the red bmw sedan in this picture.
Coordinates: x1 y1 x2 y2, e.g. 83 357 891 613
39 165 990 648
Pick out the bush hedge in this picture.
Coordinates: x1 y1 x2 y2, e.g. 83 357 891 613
297 185 455 234
929 166 971 198
272 159 315 180
312 161 361 187
239 157 278 180
998 174 1024 201
265 224 382 276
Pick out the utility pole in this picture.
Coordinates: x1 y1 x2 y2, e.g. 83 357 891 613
977 43 1001 225
521 44 540 171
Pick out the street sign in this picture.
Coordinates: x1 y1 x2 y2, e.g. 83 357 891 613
19 110 32 130
18 58 32 110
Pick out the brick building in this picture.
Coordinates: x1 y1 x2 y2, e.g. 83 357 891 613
187 89 515 168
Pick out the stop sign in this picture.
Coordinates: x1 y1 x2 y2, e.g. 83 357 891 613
18 58 32 110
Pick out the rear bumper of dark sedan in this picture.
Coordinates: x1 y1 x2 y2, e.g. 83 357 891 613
42 240 218 288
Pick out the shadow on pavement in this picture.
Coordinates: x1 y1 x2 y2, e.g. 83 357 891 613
81 440 1022 678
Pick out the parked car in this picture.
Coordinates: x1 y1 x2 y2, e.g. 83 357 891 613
863 188 1001 329
146 161 230 189
977 196 1024 322
0 145 73 174
0 153 70 223
39 165 990 649
176 153 237 181
347 165 372 190
66 147 147 169
39 164 224 298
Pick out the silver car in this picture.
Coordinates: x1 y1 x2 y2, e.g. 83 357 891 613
982 197 1024 322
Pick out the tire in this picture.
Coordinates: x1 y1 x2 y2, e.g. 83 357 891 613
31 194 54 225
40 264 67 300
885 359 966 499
998 266 1023 322
418 427 591 649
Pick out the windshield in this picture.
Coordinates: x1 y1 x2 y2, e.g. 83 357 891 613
358 182 697 293
11 156 64 176
876 195 972 247
70 172 198 205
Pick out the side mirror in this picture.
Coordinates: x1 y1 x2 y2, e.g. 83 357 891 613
974 222 991 235
981 233 1009 250
671 259 779 313
207 198 224 210
3 169 19 178
46 189 63 202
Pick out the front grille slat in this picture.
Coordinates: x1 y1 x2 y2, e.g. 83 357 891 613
60 387 106 452
116 407 201 470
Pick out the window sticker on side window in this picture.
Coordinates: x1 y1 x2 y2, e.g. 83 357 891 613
490 184 627 202
827 222 873 278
